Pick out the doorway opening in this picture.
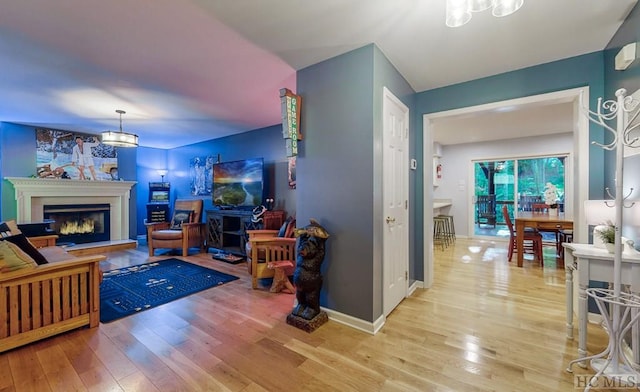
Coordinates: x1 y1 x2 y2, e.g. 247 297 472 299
422 87 589 288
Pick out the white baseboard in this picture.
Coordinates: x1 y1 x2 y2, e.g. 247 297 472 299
409 280 424 294
321 307 386 335
588 312 603 324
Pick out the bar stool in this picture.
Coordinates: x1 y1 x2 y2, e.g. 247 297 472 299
433 216 448 250
437 214 456 245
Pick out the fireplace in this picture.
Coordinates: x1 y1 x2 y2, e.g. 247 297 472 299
5 177 136 242
44 204 111 244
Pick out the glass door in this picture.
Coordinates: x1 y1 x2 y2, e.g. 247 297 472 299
517 156 566 211
473 155 567 237
473 160 514 237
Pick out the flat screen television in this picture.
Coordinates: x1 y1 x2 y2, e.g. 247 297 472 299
212 158 264 208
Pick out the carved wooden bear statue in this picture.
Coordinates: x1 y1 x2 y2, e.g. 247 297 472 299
291 219 330 320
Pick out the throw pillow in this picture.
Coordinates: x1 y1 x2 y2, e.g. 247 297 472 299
277 220 289 237
0 233 49 265
0 240 37 272
277 217 296 238
0 222 11 238
284 218 296 238
171 210 193 229
4 220 21 234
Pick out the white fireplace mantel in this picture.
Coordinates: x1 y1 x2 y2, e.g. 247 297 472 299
5 177 136 241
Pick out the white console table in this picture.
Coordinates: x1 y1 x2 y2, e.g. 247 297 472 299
564 243 640 364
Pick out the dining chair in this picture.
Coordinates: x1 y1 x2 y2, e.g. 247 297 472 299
502 205 543 264
531 203 549 213
519 195 543 212
531 203 563 258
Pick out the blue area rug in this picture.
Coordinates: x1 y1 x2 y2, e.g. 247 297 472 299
100 258 238 323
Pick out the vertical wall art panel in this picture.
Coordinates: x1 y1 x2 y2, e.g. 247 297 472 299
190 155 215 196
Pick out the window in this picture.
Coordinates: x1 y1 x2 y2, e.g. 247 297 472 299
474 155 567 236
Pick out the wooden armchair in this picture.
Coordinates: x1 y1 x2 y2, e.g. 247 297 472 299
246 228 296 293
147 199 205 257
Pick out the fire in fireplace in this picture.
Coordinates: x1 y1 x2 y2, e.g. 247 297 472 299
43 204 111 244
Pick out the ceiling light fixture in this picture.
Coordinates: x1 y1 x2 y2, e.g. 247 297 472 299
101 109 139 147
446 0 524 28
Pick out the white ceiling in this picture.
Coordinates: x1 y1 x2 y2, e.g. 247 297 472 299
0 0 636 148
431 100 575 145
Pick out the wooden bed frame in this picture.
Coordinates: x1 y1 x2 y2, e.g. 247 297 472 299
0 253 104 353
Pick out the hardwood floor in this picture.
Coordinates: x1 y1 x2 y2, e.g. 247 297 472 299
0 239 617 391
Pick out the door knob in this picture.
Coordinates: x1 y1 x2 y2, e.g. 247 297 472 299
386 216 396 224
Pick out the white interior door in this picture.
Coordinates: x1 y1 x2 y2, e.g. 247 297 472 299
382 87 409 316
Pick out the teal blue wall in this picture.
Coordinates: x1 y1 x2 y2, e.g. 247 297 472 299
604 3 640 244
0 122 36 220
603 3 640 195
605 2 640 96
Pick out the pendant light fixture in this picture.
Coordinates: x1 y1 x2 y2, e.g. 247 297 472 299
492 0 524 17
469 0 493 12
446 0 524 27
101 109 139 147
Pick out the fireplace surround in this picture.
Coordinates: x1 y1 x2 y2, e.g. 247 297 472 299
5 177 136 241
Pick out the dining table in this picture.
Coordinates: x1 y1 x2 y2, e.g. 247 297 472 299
514 211 574 267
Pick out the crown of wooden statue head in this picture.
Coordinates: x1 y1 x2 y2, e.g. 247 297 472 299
294 218 329 239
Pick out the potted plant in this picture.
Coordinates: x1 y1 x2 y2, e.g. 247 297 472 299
544 182 559 215
595 221 616 253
